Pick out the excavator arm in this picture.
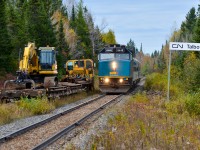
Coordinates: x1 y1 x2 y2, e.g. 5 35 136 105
19 42 39 74
4 43 38 89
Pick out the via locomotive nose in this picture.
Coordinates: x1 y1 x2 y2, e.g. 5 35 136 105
98 44 141 93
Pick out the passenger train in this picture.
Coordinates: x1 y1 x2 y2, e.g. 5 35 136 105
98 44 141 93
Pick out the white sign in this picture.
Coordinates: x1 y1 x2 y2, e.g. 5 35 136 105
170 42 200 51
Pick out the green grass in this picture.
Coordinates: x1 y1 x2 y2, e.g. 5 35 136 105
17 97 55 115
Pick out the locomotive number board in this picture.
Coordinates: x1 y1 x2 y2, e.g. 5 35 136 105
110 71 118 75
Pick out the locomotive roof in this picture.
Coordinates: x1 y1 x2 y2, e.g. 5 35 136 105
100 44 132 54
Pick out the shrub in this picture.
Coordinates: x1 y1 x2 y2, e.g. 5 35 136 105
145 73 167 92
165 91 200 116
18 97 55 115
131 92 149 103
145 72 182 99
183 53 200 92
185 91 200 116
165 95 186 114
83 92 200 150
0 104 22 125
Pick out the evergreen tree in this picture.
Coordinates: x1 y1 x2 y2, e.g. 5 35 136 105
7 0 27 53
76 0 91 58
70 5 76 29
42 0 62 17
193 18 200 43
185 7 196 32
151 53 154 58
26 0 57 47
61 5 68 18
86 11 96 57
157 45 166 72
140 43 143 53
193 12 200 57
154 50 158 57
193 5 200 43
57 19 69 78
127 39 136 56
181 7 196 41
0 0 12 72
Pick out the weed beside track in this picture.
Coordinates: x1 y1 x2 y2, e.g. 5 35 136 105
84 93 200 149
0 91 98 125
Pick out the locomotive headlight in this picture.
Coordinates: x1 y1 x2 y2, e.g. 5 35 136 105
119 78 123 83
105 78 110 83
112 62 117 70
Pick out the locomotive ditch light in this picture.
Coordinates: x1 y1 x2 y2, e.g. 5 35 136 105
112 61 117 70
105 78 110 83
119 78 123 83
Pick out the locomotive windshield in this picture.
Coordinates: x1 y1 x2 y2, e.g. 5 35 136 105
100 53 115 60
100 53 130 60
115 54 130 59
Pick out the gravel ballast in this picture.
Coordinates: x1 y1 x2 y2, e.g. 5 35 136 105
49 81 145 149
0 94 100 139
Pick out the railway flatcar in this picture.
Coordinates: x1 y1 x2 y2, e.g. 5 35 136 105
98 44 140 93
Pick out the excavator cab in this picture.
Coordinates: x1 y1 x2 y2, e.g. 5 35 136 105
38 47 57 75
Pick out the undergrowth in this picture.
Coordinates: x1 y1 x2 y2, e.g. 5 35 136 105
145 72 200 116
0 104 25 125
0 91 97 125
83 93 200 149
68 73 200 149
17 97 55 115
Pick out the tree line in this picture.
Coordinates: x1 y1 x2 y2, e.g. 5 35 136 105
143 4 200 92
0 0 117 77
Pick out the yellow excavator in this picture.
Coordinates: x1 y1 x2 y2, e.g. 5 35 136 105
4 42 58 89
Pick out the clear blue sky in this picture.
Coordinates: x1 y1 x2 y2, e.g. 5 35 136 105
82 0 199 54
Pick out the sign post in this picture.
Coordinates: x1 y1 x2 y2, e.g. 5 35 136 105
168 42 200 101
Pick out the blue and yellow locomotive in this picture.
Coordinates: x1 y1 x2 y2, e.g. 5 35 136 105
98 44 140 93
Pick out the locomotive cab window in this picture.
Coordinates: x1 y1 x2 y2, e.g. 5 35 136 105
115 54 130 60
100 53 115 60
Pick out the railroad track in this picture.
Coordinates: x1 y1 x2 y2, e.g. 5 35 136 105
0 94 122 150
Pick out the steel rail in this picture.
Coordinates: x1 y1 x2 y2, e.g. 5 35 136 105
0 94 105 144
32 94 123 150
